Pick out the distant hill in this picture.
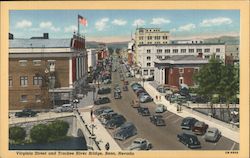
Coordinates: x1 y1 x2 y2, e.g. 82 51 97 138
204 36 239 45
86 41 128 49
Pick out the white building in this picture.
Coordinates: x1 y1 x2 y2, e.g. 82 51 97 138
137 43 225 79
87 48 98 71
135 28 170 64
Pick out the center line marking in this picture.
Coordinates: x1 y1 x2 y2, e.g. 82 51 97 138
230 142 236 150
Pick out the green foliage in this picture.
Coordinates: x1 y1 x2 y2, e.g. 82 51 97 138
9 126 26 143
30 120 69 143
30 124 50 143
48 120 69 141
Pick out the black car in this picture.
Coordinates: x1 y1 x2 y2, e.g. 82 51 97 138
105 115 126 129
94 106 112 116
137 107 150 116
149 115 166 126
15 109 37 117
181 117 198 130
177 132 201 149
97 87 111 94
114 91 122 99
114 122 137 140
94 97 111 105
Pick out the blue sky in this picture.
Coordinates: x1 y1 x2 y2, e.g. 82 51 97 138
10 10 240 42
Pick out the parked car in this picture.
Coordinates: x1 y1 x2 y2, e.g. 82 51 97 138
149 115 166 126
181 117 198 130
157 86 166 93
127 138 152 150
15 109 37 117
155 104 167 113
136 89 146 96
177 132 201 149
94 106 111 116
100 112 118 124
105 115 126 129
103 79 112 84
123 85 128 91
53 104 73 113
131 99 140 108
204 127 221 142
114 122 137 140
137 107 150 116
97 87 111 94
114 91 122 99
139 95 153 103
94 97 111 105
192 121 209 135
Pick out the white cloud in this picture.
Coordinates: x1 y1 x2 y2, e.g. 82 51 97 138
39 21 60 32
150 18 170 25
200 17 232 27
16 20 32 28
132 19 145 26
111 19 127 26
95 18 109 31
171 23 196 32
64 25 77 33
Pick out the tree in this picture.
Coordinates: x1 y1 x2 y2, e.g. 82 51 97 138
193 56 223 115
48 120 69 141
9 126 26 143
108 47 114 55
218 64 239 121
30 124 50 143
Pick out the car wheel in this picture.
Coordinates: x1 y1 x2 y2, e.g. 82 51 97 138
148 144 152 150
186 143 189 148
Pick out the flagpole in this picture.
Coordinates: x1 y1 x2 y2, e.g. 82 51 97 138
77 14 80 35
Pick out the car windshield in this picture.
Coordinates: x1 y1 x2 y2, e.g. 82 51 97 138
133 141 141 144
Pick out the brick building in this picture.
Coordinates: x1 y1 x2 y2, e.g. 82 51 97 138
9 33 88 110
154 55 208 88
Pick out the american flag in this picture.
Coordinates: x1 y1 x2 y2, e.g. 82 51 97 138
78 15 88 26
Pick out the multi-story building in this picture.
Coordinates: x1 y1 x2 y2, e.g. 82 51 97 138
137 42 225 79
225 44 239 64
134 28 170 64
127 39 135 65
87 48 98 72
9 33 88 110
154 55 209 87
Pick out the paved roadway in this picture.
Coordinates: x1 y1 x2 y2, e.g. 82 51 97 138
92 59 239 150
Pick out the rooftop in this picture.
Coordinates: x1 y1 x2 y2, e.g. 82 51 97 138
154 55 209 65
138 43 225 47
9 39 72 48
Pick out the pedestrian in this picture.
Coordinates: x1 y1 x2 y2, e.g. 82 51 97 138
105 142 110 150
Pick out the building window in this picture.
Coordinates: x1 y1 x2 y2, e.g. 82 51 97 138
179 68 184 74
147 36 152 40
147 49 151 53
139 36 143 40
173 49 178 53
216 55 220 59
147 63 151 67
147 42 152 44
20 76 28 87
216 48 220 52
19 60 27 66
157 49 163 53
236 47 239 51
163 36 168 40
194 68 199 73
150 70 154 75
165 56 170 59
155 36 160 40
156 56 162 59
179 77 184 85
33 76 42 85
205 49 210 53
143 70 148 75
9 76 13 87
197 49 202 53
181 49 186 53
165 49 170 53
20 95 28 102
35 95 41 102
205 55 210 59
48 60 55 72
33 60 41 66
155 42 160 44
146 56 151 61
188 49 194 53
170 68 173 74
48 76 56 88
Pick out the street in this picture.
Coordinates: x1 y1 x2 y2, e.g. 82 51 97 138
92 58 239 150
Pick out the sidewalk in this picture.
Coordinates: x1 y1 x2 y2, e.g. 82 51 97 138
142 81 240 143
78 106 121 150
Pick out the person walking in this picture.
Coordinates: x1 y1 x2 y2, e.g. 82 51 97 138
105 142 110 150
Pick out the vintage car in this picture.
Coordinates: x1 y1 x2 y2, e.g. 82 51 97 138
192 121 209 135
177 132 201 149
127 138 152 150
